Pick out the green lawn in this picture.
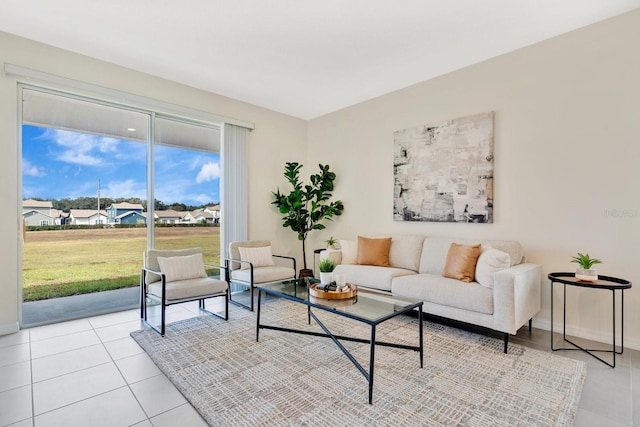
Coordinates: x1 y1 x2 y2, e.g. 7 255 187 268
22 226 221 301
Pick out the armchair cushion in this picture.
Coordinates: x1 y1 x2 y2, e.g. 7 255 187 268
145 247 206 284
238 246 275 270
149 276 227 302
230 266 295 285
157 253 207 282
228 240 271 270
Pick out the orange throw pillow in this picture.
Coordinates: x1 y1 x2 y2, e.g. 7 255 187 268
357 236 392 267
442 243 482 282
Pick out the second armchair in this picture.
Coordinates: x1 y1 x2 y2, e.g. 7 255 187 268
226 240 296 311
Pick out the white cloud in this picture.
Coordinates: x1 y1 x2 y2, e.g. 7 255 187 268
194 193 215 204
196 161 220 183
97 137 119 153
45 129 125 166
22 159 46 177
58 151 102 166
103 179 146 199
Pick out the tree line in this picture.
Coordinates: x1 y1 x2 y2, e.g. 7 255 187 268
30 197 217 212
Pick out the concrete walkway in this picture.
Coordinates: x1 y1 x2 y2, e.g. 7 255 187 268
22 287 140 327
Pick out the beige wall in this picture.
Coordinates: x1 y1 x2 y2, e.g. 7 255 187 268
0 32 306 334
2 9 639 350
307 10 640 349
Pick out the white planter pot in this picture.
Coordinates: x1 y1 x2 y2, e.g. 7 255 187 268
576 267 598 282
319 272 333 285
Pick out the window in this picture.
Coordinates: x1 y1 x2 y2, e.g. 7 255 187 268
20 85 223 312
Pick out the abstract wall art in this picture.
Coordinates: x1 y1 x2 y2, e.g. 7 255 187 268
393 111 494 223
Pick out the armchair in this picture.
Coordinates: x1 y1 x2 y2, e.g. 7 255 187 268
226 240 296 311
140 247 228 336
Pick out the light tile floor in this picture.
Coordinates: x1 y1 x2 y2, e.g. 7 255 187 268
1 302 210 427
0 301 638 426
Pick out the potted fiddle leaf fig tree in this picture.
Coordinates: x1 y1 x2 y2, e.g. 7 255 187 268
571 252 602 282
272 162 344 277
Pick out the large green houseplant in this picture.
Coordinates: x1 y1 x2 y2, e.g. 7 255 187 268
272 162 344 276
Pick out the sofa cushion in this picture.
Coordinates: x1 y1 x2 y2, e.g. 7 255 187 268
392 274 494 315
357 236 392 267
339 239 358 264
475 248 511 288
419 237 524 274
483 240 523 266
157 253 208 282
442 243 481 282
333 264 415 292
389 235 425 271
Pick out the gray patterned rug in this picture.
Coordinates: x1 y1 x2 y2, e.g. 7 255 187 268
131 299 585 426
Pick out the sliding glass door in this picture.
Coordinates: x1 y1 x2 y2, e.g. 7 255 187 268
20 86 222 324
152 116 222 270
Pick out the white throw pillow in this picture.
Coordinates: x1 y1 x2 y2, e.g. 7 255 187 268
339 239 358 264
238 246 274 270
475 248 511 288
157 253 208 282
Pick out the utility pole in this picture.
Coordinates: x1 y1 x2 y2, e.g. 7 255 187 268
97 179 101 225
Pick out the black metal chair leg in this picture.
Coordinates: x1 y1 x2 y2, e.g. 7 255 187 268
503 333 509 353
529 318 533 332
139 270 145 319
225 292 229 320
161 299 166 336
229 282 255 311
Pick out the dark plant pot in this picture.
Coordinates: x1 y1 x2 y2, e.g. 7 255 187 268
298 268 314 278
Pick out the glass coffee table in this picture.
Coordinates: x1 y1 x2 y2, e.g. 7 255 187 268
256 278 424 404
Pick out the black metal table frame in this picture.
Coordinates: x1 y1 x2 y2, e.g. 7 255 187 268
549 272 631 368
256 286 424 404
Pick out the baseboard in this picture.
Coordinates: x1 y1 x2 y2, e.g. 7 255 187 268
0 322 20 336
533 318 640 352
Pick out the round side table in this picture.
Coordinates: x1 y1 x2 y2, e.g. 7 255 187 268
548 272 631 368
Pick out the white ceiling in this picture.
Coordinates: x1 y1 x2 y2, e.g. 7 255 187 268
1 1 639 120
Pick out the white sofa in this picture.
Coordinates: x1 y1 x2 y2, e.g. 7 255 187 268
322 236 541 353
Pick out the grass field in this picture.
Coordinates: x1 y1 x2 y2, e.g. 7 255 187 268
22 226 221 301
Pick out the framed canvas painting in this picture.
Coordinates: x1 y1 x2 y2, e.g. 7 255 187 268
393 111 494 223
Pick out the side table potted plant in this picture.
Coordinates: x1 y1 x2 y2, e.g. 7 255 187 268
318 258 336 285
325 236 337 250
571 252 602 282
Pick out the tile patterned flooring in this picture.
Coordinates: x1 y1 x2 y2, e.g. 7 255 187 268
1 300 638 426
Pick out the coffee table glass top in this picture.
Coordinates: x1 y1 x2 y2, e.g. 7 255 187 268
258 278 422 323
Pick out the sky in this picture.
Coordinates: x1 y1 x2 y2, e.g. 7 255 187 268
22 125 220 206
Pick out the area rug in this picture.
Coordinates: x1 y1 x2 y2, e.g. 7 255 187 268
131 299 586 426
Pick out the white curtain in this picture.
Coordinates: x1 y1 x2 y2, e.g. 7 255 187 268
221 123 250 259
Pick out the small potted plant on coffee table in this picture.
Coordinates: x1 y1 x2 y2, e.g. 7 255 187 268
318 258 336 285
571 252 602 282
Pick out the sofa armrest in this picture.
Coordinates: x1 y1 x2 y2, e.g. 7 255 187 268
492 263 542 334
320 249 342 265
